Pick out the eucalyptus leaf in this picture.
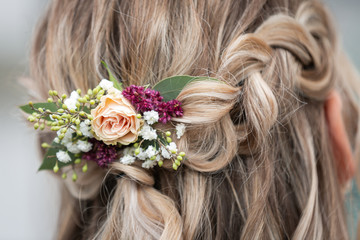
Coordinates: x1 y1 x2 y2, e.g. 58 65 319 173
20 102 58 115
39 141 76 171
153 75 217 102
101 61 123 91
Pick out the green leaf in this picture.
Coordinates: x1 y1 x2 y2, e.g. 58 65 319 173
153 75 217 102
101 61 123 91
19 102 58 115
39 141 76 171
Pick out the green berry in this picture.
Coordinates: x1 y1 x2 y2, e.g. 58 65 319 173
158 160 163 167
39 123 45 130
53 164 59 173
27 116 35 122
135 148 140 155
70 108 76 113
72 172 78 182
48 90 53 96
47 98 53 103
60 128 67 133
76 89 81 95
172 163 178 170
133 143 139 148
165 131 171 136
74 158 81 164
150 155 156 161
82 164 88 173
166 137 172 143
76 130 82 136
57 109 64 113
75 119 81 125
75 102 81 108
93 87 100 95
87 89 93 95
61 94 67 99
89 100 95 105
58 133 65 140
175 160 181 166
38 108 44 113
41 143 50 148
34 123 39 130
177 156 183 161
179 152 186 157
62 104 67 110
53 90 58 96
62 173 67 179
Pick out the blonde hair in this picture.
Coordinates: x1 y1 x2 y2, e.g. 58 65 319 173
30 0 360 239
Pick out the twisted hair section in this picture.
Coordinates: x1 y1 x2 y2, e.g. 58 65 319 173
29 0 360 239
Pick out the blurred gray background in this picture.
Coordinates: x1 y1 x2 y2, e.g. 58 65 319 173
0 0 359 239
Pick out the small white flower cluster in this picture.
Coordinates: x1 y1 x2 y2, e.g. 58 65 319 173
117 103 187 170
99 79 113 91
139 124 157 140
79 119 93 138
56 150 72 163
118 106 187 170
54 128 93 163
120 141 184 169
175 123 186 139
64 91 80 110
143 110 159 125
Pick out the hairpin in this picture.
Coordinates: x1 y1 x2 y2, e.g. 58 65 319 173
20 62 211 181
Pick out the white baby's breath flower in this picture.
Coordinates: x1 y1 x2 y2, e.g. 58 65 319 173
167 142 178 154
161 146 171 159
120 155 136 165
143 110 159 125
139 124 157 140
99 79 113 90
145 146 157 158
64 91 80 110
137 148 148 160
76 140 93 152
123 147 135 156
142 160 157 169
58 128 75 145
56 150 71 163
80 121 93 138
176 123 186 139
65 142 81 154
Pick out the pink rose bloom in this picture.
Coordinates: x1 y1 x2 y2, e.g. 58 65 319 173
91 88 141 145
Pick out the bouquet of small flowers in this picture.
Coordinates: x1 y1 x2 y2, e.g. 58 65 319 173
20 62 210 181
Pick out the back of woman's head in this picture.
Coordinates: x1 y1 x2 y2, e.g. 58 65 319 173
30 0 360 239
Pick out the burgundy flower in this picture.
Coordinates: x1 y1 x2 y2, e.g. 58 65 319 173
122 85 183 124
82 139 118 167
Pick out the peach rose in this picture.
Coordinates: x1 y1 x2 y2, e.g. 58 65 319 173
91 88 141 145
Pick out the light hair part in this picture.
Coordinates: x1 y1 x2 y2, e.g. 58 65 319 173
29 0 360 239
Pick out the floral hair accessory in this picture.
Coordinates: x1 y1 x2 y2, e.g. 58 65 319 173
20 62 210 181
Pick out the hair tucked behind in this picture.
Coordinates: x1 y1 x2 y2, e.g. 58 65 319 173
30 0 360 239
